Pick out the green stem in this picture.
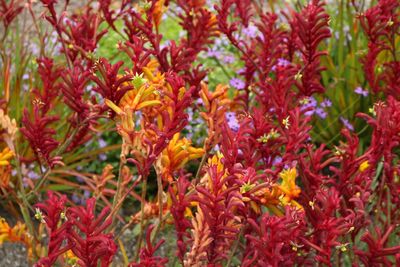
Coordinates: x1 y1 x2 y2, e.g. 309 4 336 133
195 151 208 181
211 57 232 80
14 141 38 259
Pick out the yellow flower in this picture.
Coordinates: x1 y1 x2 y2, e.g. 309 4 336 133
106 78 161 154
105 71 162 119
278 168 300 198
359 161 369 172
245 168 303 216
0 218 33 257
257 129 280 143
282 116 290 129
335 243 349 252
294 71 303 81
207 151 226 173
276 168 302 209
34 208 45 223
386 19 394 27
156 133 204 182
0 147 13 166
118 81 161 111
254 186 283 215
64 250 79 266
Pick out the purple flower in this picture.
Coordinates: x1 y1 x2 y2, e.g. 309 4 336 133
212 144 220 153
71 193 81 204
98 138 107 148
272 156 282 166
277 58 290 66
71 190 90 205
229 78 246 90
354 86 369 97
340 117 354 131
187 108 194 121
207 49 222 58
76 175 84 183
223 55 235 64
243 24 258 38
71 190 91 205
99 153 107 161
315 107 327 119
27 171 40 180
320 98 332 108
236 68 245 75
226 112 239 132
214 37 229 47
300 97 317 116
226 112 234 118
304 109 315 116
85 85 93 93
160 40 171 50
272 58 291 71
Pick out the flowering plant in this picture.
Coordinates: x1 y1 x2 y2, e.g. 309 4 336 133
0 0 400 266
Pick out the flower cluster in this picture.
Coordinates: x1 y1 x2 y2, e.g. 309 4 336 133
34 192 117 267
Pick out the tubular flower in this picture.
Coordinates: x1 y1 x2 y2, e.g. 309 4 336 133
0 147 13 165
0 218 33 257
0 165 11 190
156 133 204 182
147 71 187 131
194 152 243 264
199 83 231 151
260 187 286 216
276 168 302 209
152 0 167 28
199 152 226 186
118 76 162 112
183 209 213 267
105 99 147 158
105 71 161 114
0 109 18 142
130 202 161 224
105 70 165 156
